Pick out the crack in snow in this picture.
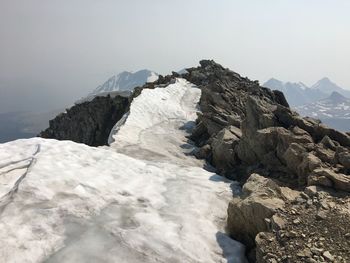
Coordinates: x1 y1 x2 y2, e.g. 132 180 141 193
0 144 41 214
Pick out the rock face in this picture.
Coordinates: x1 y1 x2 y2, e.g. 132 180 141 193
40 95 129 146
186 60 350 193
184 60 350 262
227 174 285 250
184 60 288 176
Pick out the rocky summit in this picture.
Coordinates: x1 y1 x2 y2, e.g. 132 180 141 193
40 60 350 262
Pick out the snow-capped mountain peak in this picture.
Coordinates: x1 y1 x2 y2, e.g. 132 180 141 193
91 69 159 96
76 69 159 104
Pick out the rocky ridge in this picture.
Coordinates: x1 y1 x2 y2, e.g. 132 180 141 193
183 61 350 262
40 60 350 262
40 70 181 146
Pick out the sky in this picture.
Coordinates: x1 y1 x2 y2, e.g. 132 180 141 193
0 0 349 113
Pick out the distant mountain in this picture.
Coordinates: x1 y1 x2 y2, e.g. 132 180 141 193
263 78 326 107
296 91 350 131
311 77 350 98
263 77 350 107
76 69 158 104
92 69 158 95
1 70 158 142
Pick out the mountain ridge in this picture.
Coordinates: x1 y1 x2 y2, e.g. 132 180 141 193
92 69 158 94
28 60 350 262
263 77 350 107
296 91 350 131
75 69 158 104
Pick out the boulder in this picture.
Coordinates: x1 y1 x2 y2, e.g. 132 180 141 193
227 174 285 249
314 144 335 164
238 124 315 178
320 135 339 151
280 187 300 201
297 153 323 186
311 168 350 192
335 147 350 170
316 125 350 148
308 173 333 188
194 144 211 160
283 143 307 171
270 214 286 231
235 139 258 165
241 97 278 137
211 127 240 174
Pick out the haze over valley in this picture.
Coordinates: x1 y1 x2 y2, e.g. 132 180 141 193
1 1 350 263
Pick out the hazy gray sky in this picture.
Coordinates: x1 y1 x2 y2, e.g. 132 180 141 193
0 0 349 113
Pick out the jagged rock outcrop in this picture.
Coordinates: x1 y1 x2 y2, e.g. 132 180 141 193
229 174 350 263
185 60 288 150
40 95 129 146
237 95 350 191
227 174 286 250
184 60 350 262
187 60 350 193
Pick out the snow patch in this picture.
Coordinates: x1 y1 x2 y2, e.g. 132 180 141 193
0 78 246 262
147 71 159 83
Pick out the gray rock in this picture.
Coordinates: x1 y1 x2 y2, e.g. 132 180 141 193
298 153 323 186
271 215 286 231
323 251 334 262
320 135 339 151
211 127 240 174
315 145 335 163
227 174 285 249
308 173 333 188
304 186 319 197
311 168 350 192
40 95 129 146
335 146 350 169
194 144 211 160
